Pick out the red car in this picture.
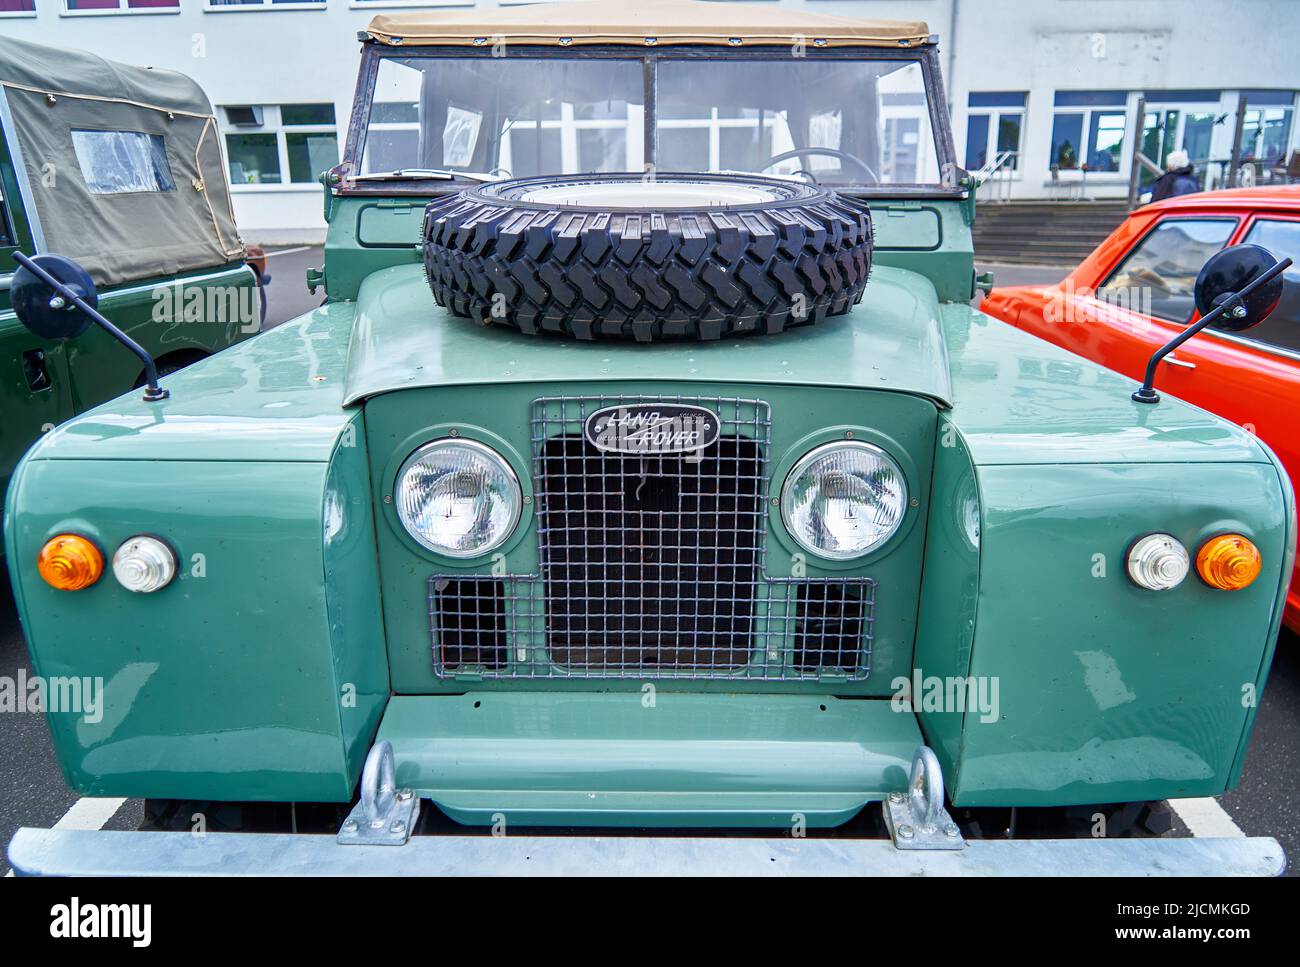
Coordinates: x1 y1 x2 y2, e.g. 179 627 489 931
982 186 1300 631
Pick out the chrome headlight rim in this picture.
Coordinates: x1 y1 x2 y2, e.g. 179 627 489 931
779 439 910 562
394 437 523 560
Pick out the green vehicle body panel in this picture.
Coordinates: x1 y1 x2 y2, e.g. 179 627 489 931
911 414 980 780
0 121 258 546
31 302 356 465
343 263 953 405
378 692 920 827
5 150 1292 821
4 412 386 801
937 460 1290 805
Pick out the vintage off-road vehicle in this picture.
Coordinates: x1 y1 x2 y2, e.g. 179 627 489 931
0 37 262 550
4 1 1294 875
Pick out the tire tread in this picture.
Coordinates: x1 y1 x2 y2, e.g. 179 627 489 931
421 179 874 342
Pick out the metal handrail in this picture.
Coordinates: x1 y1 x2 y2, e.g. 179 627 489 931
973 150 1018 202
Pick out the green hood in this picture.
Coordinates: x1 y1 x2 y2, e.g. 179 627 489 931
341 264 955 407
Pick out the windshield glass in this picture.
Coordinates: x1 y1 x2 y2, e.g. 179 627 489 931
358 54 943 188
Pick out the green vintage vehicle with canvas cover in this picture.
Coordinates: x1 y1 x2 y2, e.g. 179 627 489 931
0 36 261 553
4 1 1295 876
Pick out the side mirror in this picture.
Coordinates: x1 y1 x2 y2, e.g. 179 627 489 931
1132 244 1291 404
10 252 170 403
1195 243 1285 333
11 253 98 341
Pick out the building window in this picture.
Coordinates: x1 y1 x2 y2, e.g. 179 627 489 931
206 0 325 9
1240 91 1296 167
0 0 37 17
1139 92 1223 185
964 92 1025 172
349 0 471 6
65 0 179 11
223 104 339 186
1051 91 1128 172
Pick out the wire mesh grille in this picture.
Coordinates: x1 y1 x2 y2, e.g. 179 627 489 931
427 395 874 681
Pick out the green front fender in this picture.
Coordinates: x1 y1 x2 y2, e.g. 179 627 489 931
3 420 387 802
916 453 1293 807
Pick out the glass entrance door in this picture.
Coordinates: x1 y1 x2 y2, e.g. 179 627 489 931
1140 103 1220 189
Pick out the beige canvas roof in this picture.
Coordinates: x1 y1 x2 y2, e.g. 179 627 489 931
366 0 931 49
0 35 244 286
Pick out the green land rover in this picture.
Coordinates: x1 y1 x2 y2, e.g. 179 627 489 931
3 1 1294 875
0 36 261 553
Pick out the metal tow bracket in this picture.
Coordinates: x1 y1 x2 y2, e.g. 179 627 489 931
337 741 419 846
883 746 965 850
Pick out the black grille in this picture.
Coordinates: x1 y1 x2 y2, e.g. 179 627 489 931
425 396 875 681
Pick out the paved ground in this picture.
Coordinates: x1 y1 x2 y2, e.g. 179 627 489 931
2 254 1295 875
262 245 326 329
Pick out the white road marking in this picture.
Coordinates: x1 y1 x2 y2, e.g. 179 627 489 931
265 246 314 257
52 796 127 831
1168 797 1246 838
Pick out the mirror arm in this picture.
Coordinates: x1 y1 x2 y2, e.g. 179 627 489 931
11 252 168 403
1133 256 1292 404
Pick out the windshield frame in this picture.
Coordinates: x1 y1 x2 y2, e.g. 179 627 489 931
340 42 961 198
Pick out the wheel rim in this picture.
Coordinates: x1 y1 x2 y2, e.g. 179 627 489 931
517 179 786 209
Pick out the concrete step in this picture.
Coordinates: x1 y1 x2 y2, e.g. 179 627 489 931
971 201 1130 266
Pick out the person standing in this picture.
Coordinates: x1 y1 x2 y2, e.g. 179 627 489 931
1150 150 1200 202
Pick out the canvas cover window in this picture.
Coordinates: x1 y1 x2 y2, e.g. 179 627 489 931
71 130 176 194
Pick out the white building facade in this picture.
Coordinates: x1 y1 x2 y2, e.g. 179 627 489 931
3 0 1297 242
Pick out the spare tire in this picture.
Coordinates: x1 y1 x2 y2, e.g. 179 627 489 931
421 172 873 342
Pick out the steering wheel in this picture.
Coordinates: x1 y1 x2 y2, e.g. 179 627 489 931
759 148 879 185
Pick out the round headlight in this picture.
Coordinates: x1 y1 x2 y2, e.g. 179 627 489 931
780 441 908 560
112 535 177 593
395 439 522 558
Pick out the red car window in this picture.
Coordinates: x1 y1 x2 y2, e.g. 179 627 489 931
1096 216 1237 322
1236 218 1300 354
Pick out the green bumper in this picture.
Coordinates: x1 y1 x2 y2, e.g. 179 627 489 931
378 692 920 827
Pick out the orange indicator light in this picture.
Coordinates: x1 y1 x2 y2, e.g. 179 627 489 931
1196 534 1262 591
37 534 104 591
